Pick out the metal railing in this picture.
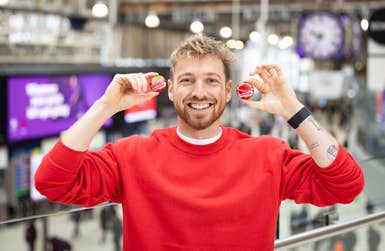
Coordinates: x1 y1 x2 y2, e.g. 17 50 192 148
274 210 385 250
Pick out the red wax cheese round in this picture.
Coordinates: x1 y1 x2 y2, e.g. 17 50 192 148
149 75 167 92
236 82 254 100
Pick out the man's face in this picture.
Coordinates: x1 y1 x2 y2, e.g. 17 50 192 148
168 55 232 130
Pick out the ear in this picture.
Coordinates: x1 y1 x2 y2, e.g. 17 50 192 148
225 80 232 103
167 79 174 102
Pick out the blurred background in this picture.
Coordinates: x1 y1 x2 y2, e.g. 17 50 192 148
0 0 385 250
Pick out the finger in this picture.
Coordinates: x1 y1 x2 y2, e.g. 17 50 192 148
131 74 145 93
115 74 132 94
148 91 160 97
260 72 272 82
254 68 272 83
249 65 270 76
271 64 283 77
264 65 278 78
137 91 160 98
138 73 150 93
240 99 266 112
247 78 269 94
144 72 160 79
249 65 264 76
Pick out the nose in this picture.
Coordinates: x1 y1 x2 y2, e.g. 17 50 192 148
191 80 207 99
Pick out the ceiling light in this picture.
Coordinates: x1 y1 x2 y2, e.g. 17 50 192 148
0 0 9 6
92 2 108 18
267 34 279 45
145 12 160 28
226 39 244 50
360 18 369 31
234 40 244 50
190 20 204 34
249 31 260 42
219 26 232 38
278 35 293 49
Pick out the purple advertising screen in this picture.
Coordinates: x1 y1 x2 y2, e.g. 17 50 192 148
7 74 113 142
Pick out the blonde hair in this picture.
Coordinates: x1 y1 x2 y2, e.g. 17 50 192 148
169 34 235 81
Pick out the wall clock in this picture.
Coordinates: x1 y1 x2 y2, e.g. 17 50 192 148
297 12 345 60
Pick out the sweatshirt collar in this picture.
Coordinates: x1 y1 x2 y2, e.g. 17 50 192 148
169 126 228 155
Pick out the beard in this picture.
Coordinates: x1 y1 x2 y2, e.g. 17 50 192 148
173 96 226 130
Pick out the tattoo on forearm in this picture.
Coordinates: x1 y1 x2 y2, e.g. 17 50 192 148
327 145 338 160
310 143 320 149
308 116 322 131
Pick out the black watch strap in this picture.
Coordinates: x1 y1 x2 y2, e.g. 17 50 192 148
287 107 311 129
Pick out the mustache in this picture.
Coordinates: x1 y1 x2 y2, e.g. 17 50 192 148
184 96 216 103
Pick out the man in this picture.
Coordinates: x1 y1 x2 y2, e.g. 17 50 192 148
35 35 364 251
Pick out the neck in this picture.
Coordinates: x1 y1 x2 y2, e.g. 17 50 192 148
177 119 221 139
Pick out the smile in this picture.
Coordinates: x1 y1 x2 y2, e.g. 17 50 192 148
187 103 213 110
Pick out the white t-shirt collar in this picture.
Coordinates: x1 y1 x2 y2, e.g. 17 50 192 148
176 127 222 145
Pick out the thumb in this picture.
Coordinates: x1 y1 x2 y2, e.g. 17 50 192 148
127 91 159 109
137 91 160 100
241 99 266 112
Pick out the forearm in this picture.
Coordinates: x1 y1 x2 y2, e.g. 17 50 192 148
245 64 343 168
61 99 115 151
295 113 339 168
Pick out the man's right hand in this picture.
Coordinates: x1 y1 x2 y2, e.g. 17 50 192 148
99 72 160 114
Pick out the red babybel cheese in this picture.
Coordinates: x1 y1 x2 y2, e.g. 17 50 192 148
236 81 254 100
148 75 167 92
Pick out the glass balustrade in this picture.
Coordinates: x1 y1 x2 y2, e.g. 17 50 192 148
0 157 384 251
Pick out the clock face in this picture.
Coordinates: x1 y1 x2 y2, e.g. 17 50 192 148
297 12 344 60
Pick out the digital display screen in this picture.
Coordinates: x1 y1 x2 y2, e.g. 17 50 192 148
7 74 113 142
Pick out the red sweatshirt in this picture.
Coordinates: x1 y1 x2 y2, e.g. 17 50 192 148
35 126 364 251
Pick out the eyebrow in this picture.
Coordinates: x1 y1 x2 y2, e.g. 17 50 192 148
176 72 223 81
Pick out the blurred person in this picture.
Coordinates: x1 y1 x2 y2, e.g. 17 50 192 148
312 207 339 251
289 206 308 236
35 35 364 251
330 231 357 251
259 113 275 135
366 201 381 251
290 210 299 235
99 205 116 244
99 206 109 244
25 220 37 251
368 226 380 251
110 207 123 251
288 131 299 149
48 237 72 251
70 210 81 238
297 206 309 233
342 231 357 251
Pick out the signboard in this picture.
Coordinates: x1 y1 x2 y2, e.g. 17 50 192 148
369 8 385 45
7 74 112 142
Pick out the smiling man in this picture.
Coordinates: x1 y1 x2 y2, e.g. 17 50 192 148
170 55 232 136
35 35 364 251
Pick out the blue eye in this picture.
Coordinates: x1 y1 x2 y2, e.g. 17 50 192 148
207 78 219 84
180 78 191 83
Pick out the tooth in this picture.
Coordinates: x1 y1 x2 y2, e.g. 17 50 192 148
191 103 209 109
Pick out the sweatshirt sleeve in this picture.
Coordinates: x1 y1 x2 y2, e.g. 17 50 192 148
279 142 364 206
34 139 122 207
